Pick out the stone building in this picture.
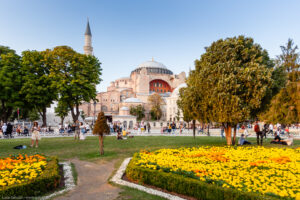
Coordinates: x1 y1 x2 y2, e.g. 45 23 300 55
79 21 186 124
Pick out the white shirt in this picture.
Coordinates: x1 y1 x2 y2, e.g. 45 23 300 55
2 125 7 132
269 124 273 131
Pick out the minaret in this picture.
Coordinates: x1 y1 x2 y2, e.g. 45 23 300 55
84 19 93 55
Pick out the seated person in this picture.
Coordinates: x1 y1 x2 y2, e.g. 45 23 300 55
281 134 294 146
239 134 251 145
117 131 123 140
23 127 29 136
270 133 282 144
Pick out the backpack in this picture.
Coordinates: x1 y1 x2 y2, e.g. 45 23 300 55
254 124 259 133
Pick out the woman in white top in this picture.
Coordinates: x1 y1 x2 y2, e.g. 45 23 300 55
31 122 41 148
79 122 86 140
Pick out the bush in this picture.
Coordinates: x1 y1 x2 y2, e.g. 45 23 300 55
126 154 288 200
0 157 61 198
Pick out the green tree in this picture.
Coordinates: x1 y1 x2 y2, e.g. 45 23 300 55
93 112 110 155
49 46 101 123
148 93 164 120
185 36 273 145
130 105 145 121
28 109 40 121
55 100 70 126
0 46 22 122
262 39 300 124
177 87 199 138
21 50 57 126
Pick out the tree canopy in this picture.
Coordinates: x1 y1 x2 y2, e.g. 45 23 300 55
21 50 57 126
181 36 274 145
148 93 164 120
0 46 22 122
130 105 145 121
49 46 102 123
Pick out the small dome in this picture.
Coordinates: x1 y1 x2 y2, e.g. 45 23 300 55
124 97 142 103
120 106 130 111
171 83 187 97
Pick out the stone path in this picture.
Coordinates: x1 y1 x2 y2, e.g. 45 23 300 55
55 159 122 200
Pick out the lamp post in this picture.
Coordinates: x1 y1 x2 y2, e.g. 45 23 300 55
93 101 96 125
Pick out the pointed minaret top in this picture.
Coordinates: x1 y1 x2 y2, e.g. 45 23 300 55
85 19 92 36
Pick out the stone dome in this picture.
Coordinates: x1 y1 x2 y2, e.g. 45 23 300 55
124 97 142 103
131 60 173 75
120 106 130 111
171 83 187 97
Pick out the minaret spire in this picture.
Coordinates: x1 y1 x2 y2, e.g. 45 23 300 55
84 18 93 55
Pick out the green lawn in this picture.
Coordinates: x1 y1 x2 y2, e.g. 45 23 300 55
1 136 299 200
0 136 299 161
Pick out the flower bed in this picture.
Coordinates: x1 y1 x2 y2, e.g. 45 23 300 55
126 147 300 200
0 154 60 198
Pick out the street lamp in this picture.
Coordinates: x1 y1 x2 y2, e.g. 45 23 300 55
93 101 96 125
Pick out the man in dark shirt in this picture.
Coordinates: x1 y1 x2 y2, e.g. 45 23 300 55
270 133 282 144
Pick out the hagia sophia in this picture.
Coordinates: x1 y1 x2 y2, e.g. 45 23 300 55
79 21 186 126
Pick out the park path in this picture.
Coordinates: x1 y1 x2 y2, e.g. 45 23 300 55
55 159 122 200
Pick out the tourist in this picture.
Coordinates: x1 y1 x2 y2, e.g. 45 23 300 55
172 122 176 134
31 121 41 148
239 134 251 145
2 123 7 137
6 123 13 138
23 126 29 136
16 125 22 136
168 124 172 134
269 123 274 135
220 125 225 138
262 123 269 139
254 121 263 145
243 127 249 138
116 130 123 140
74 120 80 140
0 128 3 138
79 122 86 140
110 123 114 133
270 133 282 144
147 122 151 133
281 134 294 146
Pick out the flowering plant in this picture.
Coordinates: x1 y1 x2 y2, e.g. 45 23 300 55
135 146 300 199
0 154 47 187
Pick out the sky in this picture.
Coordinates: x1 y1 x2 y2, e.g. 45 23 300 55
1 0 300 92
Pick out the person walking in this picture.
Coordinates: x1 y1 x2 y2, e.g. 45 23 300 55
2 123 7 137
31 121 41 148
79 122 86 140
171 122 176 134
6 123 13 138
269 123 274 135
147 122 151 133
74 120 80 140
220 125 225 138
254 121 263 145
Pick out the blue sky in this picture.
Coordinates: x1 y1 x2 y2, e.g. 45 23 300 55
1 0 300 92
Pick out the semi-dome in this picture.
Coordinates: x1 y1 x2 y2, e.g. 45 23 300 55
124 97 142 103
131 60 173 75
171 83 187 97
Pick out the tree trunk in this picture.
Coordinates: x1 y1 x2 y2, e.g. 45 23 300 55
70 104 80 123
99 135 104 155
192 120 196 139
0 100 13 123
224 125 232 145
42 107 47 127
61 117 65 127
232 125 237 145
207 123 210 136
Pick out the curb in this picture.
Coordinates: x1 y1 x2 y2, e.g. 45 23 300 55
111 157 185 200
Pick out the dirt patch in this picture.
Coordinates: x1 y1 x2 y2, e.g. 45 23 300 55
55 159 122 200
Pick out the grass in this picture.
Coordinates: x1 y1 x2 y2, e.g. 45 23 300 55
0 136 299 161
1 136 299 200
70 162 78 185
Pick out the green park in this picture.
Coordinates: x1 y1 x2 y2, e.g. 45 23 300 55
0 1 300 200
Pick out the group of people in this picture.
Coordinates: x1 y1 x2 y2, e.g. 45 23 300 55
237 121 294 146
0 123 31 138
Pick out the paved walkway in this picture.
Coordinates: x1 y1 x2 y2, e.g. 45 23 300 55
56 159 121 200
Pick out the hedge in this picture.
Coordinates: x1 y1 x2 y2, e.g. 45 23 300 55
0 157 61 198
126 153 290 200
